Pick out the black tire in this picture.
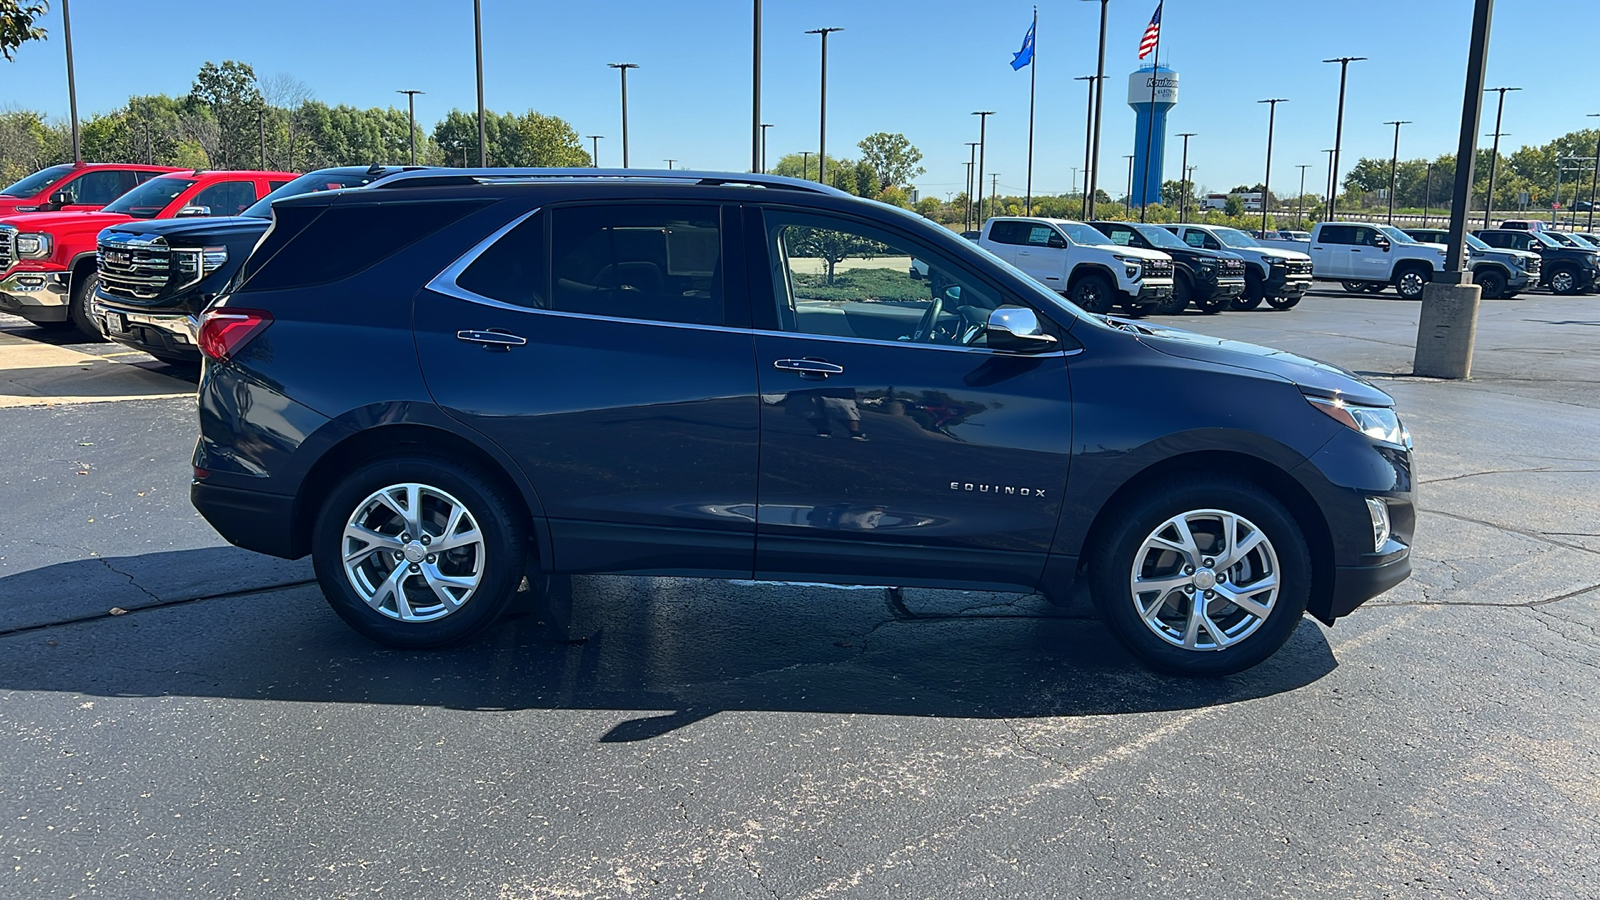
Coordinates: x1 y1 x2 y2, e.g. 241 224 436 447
1363 283 1387 294
1394 266 1429 300
1069 273 1116 314
1155 276 1189 315
1264 293 1301 310
1196 289 1229 314
312 453 528 648
1230 271 1265 310
1086 478 1312 676
68 271 107 342
1548 266 1581 296
1474 268 1507 300
1340 280 1368 294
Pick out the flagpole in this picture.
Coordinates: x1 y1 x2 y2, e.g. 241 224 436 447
1026 8 1037 214
1139 3 1161 223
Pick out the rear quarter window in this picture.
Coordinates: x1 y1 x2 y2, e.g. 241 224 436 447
241 199 487 292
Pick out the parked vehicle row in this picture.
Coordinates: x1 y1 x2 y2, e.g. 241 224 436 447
184 167 1414 676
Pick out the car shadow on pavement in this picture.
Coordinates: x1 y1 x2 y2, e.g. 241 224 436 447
0 549 1338 742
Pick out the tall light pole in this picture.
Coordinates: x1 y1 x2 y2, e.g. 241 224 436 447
1124 154 1135 218
1423 161 1433 224
609 63 640 167
960 140 972 225
1323 56 1367 219
806 27 843 183
1296 164 1311 229
973 111 995 226
1587 113 1599 231
963 161 974 231
1259 99 1287 235
1481 86 1519 227
1176 132 1196 222
473 0 486 166
1323 148 1337 218
397 90 424 166
258 108 266 168
1383 119 1411 224
801 151 811 180
752 0 762 174
1082 0 1110 220
62 0 79 162
587 135 603 167
665 159 676 170
1075 74 1098 218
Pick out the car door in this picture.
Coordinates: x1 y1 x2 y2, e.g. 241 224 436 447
1011 222 1070 289
749 206 1074 591
413 201 760 576
1312 225 1356 278
1350 226 1394 281
187 178 263 217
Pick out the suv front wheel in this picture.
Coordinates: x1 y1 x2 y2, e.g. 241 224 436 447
1086 478 1311 676
312 454 529 648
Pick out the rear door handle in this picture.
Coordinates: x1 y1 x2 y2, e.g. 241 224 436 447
773 358 844 378
457 329 527 349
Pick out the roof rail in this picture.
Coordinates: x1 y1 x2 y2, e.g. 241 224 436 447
368 167 847 196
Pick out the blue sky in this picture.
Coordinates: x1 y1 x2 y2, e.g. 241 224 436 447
2 0 1595 200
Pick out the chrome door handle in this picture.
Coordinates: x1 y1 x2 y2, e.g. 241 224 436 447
457 329 527 349
773 358 844 377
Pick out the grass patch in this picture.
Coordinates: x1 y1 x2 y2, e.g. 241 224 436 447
795 266 930 302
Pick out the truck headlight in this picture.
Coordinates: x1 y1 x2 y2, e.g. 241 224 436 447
174 246 230 282
14 233 51 259
1306 395 1411 448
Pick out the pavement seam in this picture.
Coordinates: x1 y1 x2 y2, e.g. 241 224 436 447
1419 466 1600 485
0 578 319 638
1419 507 1600 557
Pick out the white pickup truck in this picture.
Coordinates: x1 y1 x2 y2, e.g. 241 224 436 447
978 217 1174 317
1259 222 1448 300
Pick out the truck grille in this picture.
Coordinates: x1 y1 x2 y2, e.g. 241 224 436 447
1145 259 1173 278
97 235 172 301
1526 256 1541 274
1286 260 1313 276
1221 258 1245 275
0 226 14 271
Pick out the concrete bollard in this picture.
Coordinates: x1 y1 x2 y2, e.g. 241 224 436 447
1412 272 1481 379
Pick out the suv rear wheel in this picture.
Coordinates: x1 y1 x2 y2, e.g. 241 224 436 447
312 454 529 648
1086 478 1311 676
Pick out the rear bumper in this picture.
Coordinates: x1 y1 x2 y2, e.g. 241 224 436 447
191 481 303 559
0 270 70 321
92 295 202 361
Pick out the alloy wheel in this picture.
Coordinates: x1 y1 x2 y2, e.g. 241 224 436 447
341 482 485 622
1397 271 1425 299
1550 270 1576 294
1128 508 1281 651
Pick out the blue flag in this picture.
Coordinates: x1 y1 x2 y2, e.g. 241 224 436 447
1011 16 1035 70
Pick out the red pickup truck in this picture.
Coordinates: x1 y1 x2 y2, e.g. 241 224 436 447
0 162 179 216
0 168 298 338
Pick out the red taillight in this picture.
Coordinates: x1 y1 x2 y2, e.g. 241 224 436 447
198 309 272 361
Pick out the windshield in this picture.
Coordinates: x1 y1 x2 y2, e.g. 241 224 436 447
1378 226 1418 244
102 176 196 219
1464 234 1491 252
1132 224 1190 250
1 164 74 198
1543 231 1579 246
1568 233 1599 249
242 170 389 218
1056 221 1114 246
1529 231 1564 248
1210 227 1261 249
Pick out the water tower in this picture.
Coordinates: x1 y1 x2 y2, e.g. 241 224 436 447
1127 65 1179 207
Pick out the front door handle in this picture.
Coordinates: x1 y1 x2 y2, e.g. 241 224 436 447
457 329 527 350
773 358 844 378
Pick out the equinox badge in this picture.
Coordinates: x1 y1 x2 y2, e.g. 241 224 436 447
951 482 1047 498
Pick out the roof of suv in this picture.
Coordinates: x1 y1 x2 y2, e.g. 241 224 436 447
367 167 849 197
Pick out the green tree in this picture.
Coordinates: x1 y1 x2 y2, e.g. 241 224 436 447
856 132 924 188
507 112 590 167
189 60 265 168
0 0 47 61
853 159 880 197
0 109 66 182
913 196 942 218
770 151 844 182
1223 195 1243 217
786 225 887 284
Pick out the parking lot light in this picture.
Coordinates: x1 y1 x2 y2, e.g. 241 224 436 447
1076 75 1100 218
1586 114 1598 231
1322 57 1367 220
1296 164 1311 229
1176 132 1196 221
1081 0 1110 220
1383 120 1412 225
586 135 603 168
1481 87 1519 228
397 90 424 166
805 28 843 184
974 112 995 225
1259 100 1287 235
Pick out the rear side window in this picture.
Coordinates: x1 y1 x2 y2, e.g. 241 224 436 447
1319 225 1355 245
242 200 485 292
69 170 128 205
548 205 724 326
456 212 547 309
987 221 1026 245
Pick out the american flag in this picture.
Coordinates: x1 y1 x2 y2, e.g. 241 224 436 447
1138 2 1162 60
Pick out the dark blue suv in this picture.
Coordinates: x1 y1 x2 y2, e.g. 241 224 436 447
190 170 1414 676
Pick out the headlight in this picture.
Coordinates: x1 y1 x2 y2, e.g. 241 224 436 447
1306 395 1411 448
14 233 51 259
1365 497 1392 552
1268 257 1285 267
174 245 230 282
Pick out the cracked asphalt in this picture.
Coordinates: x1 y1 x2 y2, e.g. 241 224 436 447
2 289 1599 899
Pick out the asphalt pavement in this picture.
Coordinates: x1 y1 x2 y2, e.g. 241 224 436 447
2 288 1598 899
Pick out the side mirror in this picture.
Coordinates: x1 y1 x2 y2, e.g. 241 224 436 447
1047 235 1068 249
985 305 1059 352
46 190 74 209
176 205 212 218
1375 238 1391 251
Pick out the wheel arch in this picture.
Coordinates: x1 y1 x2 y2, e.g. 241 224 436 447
291 422 554 569
1073 449 1336 623
1067 263 1119 290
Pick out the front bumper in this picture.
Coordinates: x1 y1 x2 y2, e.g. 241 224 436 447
1326 549 1412 621
1265 269 1313 297
0 269 71 322
92 294 202 361
1199 275 1246 300
1125 280 1174 306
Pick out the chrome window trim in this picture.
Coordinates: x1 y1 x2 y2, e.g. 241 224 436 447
427 207 1081 359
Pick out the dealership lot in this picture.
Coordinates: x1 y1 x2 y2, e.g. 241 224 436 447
2 290 1598 898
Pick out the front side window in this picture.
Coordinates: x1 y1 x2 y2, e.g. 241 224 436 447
191 180 261 217
767 209 1006 348
67 170 129 205
1099 225 1137 247
549 205 724 326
